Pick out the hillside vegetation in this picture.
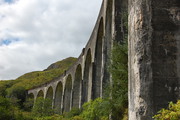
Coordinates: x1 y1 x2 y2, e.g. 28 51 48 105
0 57 77 91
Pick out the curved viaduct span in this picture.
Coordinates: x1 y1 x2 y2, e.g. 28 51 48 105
28 0 122 113
28 0 180 119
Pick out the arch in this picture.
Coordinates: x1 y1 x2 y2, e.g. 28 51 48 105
82 49 92 104
45 86 53 107
93 18 104 99
72 64 82 108
54 82 63 113
37 90 44 98
63 75 72 112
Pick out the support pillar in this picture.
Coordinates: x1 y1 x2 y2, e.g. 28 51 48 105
128 0 180 119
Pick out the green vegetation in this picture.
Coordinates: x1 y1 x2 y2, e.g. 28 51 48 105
13 57 77 90
0 57 77 120
0 96 14 120
56 41 128 120
153 100 180 120
32 97 54 118
80 98 109 120
109 41 128 119
0 80 18 97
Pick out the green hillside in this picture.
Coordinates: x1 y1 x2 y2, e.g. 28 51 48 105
0 57 77 90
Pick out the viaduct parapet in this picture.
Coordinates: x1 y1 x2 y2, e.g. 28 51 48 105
28 0 180 119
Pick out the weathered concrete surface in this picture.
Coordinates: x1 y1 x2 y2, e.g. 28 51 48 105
128 0 180 119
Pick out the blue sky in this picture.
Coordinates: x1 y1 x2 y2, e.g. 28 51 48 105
5 0 13 3
0 0 102 80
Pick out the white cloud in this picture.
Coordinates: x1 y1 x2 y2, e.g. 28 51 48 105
0 0 102 80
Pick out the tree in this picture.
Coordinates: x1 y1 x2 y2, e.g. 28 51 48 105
6 85 26 108
109 41 128 119
153 100 180 120
32 97 54 117
80 98 110 120
0 96 14 120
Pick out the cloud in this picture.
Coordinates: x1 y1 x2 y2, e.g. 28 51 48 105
0 0 102 80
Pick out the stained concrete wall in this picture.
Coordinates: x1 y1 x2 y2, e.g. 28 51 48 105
128 0 180 119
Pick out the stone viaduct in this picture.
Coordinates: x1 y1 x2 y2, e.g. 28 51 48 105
28 0 180 119
28 0 115 113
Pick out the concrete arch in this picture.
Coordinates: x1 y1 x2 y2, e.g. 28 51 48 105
72 64 82 108
82 49 92 104
93 17 104 99
54 82 63 113
63 75 72 112
37 90 44 98
45 86 54 107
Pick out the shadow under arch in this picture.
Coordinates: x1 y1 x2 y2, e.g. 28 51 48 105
63 75 72 112
54 81 63 114
93 17 104 99
37 90 44 98
45 86 53 107
72 64 82 108
82 49 92 105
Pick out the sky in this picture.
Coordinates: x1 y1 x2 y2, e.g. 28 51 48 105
0 0 102 80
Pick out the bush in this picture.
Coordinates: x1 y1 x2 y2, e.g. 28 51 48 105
153 100 180 120
32 97 54 117
71 116 84 120
109 41 128 119
0 96 33 120
80 98 110 120
23 98 34 111
0 96 14 120
6 85 26 108
64 108 82 118
34 114 63 120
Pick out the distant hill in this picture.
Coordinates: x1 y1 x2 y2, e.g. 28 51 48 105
0 57 77 90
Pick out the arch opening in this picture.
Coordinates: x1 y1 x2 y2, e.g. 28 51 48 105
63 75 72 112
45 86 53 107
37 90 44 98
72 64 82 108
54 82 63 114
93 18 104 99
82 49 92 104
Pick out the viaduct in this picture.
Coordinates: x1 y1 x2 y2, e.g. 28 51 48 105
28 0 180 119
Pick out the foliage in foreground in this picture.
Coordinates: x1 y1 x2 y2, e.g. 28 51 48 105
80 98 109 120
32 97 54 117
153 100 180 120
109 41 128 119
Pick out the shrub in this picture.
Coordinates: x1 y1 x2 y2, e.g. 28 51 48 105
80 98 110 120
109 41 128 119
71 116 84 120
32 97 54 117
34 114 63 120
23 98 34 111
64 107 82 118
153 100 180 120
0 96 14 120
6 85 26 108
